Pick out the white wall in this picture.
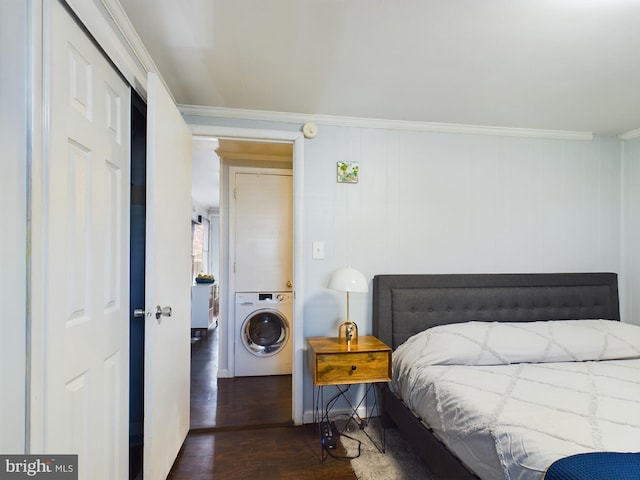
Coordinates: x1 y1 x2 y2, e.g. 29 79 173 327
209 214 220 284
305 128 622 333
621 136 640 326
0 0 28 453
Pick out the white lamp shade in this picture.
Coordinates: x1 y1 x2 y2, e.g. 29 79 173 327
328 267 368 293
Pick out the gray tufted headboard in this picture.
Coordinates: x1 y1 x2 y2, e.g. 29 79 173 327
372 273 620 350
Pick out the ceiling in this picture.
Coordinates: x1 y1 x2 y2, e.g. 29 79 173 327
190 138 293 211
119 0 640 208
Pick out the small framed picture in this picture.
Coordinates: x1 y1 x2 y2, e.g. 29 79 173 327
337 161 359 183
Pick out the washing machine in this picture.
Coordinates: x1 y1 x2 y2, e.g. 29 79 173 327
234 291 293 376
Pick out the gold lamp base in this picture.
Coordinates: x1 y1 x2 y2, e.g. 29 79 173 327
338 321 358 345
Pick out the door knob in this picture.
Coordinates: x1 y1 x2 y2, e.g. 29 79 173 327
155 305 172 319
133 306 172 319
287 280 293 288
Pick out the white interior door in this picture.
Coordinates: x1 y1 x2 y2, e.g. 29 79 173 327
232 168 293 292
143 73 192 479
41 2 130 477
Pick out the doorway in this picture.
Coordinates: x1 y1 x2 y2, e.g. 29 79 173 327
189 138 295 430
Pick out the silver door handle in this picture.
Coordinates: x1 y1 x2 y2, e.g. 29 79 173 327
155 305 172 319
133 306 172 319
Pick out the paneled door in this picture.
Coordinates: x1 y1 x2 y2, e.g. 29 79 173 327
232 168 293 293
40 2 130 477
143 73 193 480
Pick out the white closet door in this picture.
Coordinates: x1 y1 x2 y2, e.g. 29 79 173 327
40 2 130 477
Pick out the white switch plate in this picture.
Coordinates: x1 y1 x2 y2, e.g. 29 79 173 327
312 241 325 259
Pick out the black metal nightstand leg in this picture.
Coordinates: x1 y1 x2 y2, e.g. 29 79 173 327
314 383 386 456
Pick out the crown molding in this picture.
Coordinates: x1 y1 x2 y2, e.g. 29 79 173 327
84 0 171 100
179 104 594 141
619 128 640 141
97 0 153 72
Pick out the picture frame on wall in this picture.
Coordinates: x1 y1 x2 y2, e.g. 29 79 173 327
337 161 359 183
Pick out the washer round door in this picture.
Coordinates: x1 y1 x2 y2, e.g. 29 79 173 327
241 308 290 356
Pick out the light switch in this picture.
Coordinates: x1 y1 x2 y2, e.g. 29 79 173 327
312 241 325 259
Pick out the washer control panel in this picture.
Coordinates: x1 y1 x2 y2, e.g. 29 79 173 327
239 292 293 303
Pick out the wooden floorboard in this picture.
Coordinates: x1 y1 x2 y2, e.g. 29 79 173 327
168 324 356 479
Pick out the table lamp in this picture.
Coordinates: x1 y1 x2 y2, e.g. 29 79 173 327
328 267 368 346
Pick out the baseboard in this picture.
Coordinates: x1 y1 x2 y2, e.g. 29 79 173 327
303 404 377 424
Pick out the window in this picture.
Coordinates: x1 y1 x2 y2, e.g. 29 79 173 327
191 221 204 279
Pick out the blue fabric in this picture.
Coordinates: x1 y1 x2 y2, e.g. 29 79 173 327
545 452 640 480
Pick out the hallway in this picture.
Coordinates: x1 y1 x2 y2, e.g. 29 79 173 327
189 326 293 431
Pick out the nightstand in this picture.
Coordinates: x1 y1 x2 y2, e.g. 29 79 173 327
307 336 392 457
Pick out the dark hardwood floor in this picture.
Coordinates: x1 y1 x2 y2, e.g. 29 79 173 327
189 326 293 430
167 323 357 479
168 425 357 480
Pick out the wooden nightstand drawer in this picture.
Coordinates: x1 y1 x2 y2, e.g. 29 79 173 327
315 351 390 385
307 336 392 386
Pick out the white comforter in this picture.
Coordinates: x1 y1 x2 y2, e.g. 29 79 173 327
390 320 640 480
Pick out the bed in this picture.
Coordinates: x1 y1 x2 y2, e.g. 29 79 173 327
372 273 640 480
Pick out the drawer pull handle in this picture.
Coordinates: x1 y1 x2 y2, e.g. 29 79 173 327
351 365 357 371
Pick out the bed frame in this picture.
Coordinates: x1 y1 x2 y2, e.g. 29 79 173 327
372 272 620 479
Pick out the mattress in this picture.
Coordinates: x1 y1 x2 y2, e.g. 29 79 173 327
390 320 640 480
